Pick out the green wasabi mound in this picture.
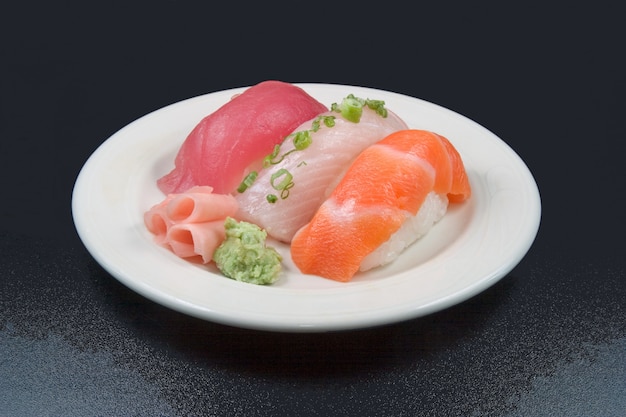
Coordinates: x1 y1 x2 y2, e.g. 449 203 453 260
213 217 282 285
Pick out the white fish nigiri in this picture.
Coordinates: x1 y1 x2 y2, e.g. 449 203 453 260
234 103 408 242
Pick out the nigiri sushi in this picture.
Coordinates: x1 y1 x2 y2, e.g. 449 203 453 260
290 129 471 282
157 80 327 195
234 98 408 242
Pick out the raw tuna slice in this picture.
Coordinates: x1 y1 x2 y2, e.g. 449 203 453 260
157 80 328 195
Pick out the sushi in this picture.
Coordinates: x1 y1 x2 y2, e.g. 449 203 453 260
234 103 408 242
157 80 327 195
145 82 473 285
290 129 471 282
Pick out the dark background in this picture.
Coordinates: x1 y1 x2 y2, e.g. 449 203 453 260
1 2 625 416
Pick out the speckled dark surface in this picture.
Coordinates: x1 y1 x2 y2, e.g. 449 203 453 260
2 3 625 416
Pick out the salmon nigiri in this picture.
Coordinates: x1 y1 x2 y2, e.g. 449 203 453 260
157 81 327 195
290 129 471 282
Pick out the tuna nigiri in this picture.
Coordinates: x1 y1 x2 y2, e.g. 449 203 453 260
234 99 408 242
157 81 327 195
290 129 471 282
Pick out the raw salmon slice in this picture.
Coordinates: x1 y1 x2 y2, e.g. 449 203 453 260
290 129 471 282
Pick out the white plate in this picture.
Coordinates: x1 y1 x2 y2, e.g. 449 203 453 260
72 83 541 332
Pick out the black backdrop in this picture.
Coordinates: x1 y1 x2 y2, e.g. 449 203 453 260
1 2 625 416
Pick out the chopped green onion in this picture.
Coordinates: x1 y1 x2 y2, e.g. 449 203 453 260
270 168 293 191
266 194 278 204
311 117 321 132
365 98 388 117
311 115 336 132
339 96 363 123
280 181 294 199
293 130 312 150
323 115 336 128
237 171 258 193
268 169 295 200
263 144 282 167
